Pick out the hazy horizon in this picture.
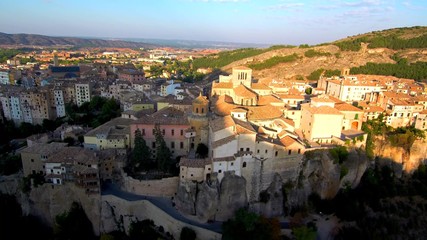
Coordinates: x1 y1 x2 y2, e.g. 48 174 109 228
1 0 426 46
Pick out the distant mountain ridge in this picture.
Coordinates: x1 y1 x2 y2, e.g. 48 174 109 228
0 32 269 49
0 32 159 49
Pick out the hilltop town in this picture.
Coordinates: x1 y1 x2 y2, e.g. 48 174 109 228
1 34 427 239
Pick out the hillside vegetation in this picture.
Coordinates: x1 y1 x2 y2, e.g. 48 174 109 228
196 26 427 82
192 45 294 69
333 26 427 51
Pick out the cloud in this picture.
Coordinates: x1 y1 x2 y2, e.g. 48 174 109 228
265 2 304 11
342 0 382 7
402 1 427 10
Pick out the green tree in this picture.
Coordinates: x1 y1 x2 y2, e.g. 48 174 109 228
293 226 317 240
0 154 22 175
54 202 95 240
131 129 151 171
305 88 312 95
222 208 281 240
154 123 172 172
196 143 209 158
180 227 196 240
64 136 75 146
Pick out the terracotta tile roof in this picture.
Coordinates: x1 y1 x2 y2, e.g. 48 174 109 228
212 135 236 148
247 105 283 120
382 92 410 99
234 118 256 133
21 142 67 154
364 106 385 112
212 95 284 120
334 102 363 112
419 110 427 115
413 95 427 102
135 107 189 125
311 95 336 103
277 94 305 100
46 147 98 164
258 95 283 106
234 84 257 98
212 81 233 89
210 115 235 132
193 94 209 104
305 105 343 115
231 107 248 113
213 156 235 162
213 97 236 116
389 98 414 106
288 88 301 95
279 136 297 147
179 158 211 168
274 118 295 128
85 117 135 137
251 82 271 90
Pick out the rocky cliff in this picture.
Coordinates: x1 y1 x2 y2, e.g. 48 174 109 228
176 149 369 221
374 138 427 175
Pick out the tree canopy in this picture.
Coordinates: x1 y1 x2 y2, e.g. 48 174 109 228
221 208 281 240
154 123 173 172
131 128 151 171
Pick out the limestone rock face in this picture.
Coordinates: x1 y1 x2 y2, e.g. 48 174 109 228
257 173 284 218
287 149 368 209
17 183 101 235
375 138 427 174
195 180 219 222
100 200 121 234
215 172 248 221
340 150 368 189
303 150 341 199
175 180 197 215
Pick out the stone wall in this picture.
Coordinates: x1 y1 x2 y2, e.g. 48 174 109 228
122 175 179 197
101 194 221 240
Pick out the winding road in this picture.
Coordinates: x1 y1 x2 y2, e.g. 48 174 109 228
101 182 289 233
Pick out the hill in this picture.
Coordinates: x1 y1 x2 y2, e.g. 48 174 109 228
0 32 158 49
195 26 427 82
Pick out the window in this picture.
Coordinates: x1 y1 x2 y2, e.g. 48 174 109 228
171 129 174 136
142 129 145 135
288 150 292 155
246 148 249 151
31 159 34 162
180 129 184 135
231 162 234 166
275 151 278 157
257 149 260 153
218 170 222 173
171 142 175 149
162 129 165 135
240 148 243 151
152 142 156 148
243 162 247 168
265 150 268 153
298 149 301 154
202 108 204 113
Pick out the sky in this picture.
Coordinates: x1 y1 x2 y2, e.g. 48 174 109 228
0 0 426 46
